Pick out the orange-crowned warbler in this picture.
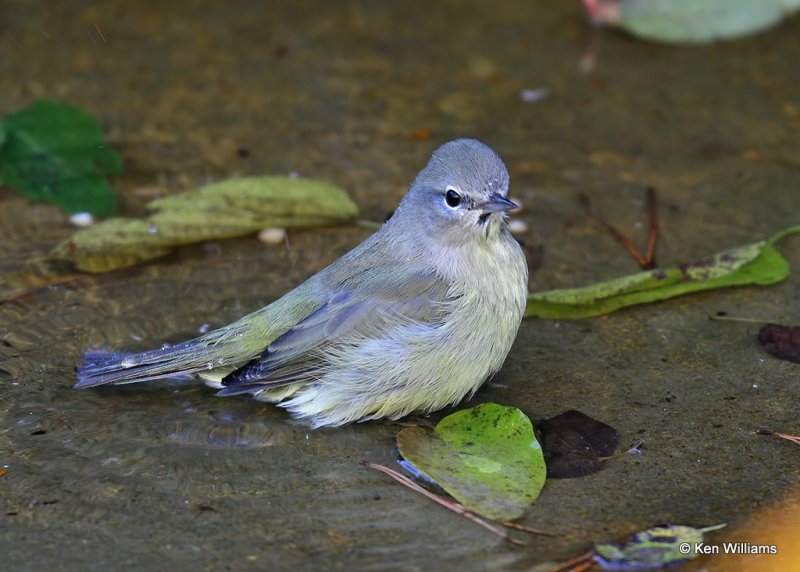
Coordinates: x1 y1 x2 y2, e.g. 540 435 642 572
76 139 528 427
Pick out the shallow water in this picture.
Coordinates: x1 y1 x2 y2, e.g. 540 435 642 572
2 2 800 570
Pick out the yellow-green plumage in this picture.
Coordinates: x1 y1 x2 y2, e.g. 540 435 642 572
76 139 528 428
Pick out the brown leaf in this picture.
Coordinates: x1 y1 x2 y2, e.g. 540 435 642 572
535 410 619 479
758 323 800 364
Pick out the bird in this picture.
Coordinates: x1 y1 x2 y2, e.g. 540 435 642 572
75 139 529 428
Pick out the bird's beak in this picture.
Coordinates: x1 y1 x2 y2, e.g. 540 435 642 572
481 193 518 213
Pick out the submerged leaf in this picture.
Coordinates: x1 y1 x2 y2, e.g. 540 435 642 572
535 410 619 478
586 0 800 45
594 523 726 570
526 226 800 320
52 176 359 272
0 100 120 216
397 403 546 522
758 323 800 364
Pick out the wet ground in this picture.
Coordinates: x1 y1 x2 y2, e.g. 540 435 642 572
1 1 800 570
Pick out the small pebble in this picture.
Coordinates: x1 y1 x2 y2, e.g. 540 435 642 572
69 212 94 227
258 227 287 245
508 219 528 234
519 88 549 104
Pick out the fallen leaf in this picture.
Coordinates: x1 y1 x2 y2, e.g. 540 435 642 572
758 323 800 364
397 403 546 522
526 226 800 320
52 176 359 273
0 100 120 216
594 523 726 570
585 0 800 45
535 410 619 478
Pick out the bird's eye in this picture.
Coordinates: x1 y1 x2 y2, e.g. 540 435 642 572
444 188 462 208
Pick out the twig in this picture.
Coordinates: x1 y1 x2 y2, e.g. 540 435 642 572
578 188 661 270
579 194 648 268
544 551 595 572
708 315 771 324
644 186 658 269
626 438 645 456
501 520 553 537
756 429 800 446
362 461 527 546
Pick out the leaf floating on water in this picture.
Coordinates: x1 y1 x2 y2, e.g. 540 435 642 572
396 403 547 522
535 410 619 479
585 0 800 45
526 226 800 320
0 100 120 216
758 323 800 364
52 176 359 273
593 523 727 570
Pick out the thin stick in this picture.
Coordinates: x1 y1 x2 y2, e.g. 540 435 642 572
579 194 648 268
362 461 526 546
544 551 595 572
756 429 800 446
708 315 770 324
501 521 554 537
643 186 658 269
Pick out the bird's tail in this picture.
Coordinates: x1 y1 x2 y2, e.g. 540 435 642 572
75 341 220 388
74 282 322 390
74 316 269 389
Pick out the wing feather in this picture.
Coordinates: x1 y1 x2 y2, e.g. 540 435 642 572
220 267 451 391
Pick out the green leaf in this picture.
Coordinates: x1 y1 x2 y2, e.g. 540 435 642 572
526 226 800 320
0 100 120 216
52 176 359 273
397 403 546 522
594 523 726 570
612 0 800 45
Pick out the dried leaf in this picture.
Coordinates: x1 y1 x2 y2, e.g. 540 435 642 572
526 226 800 320
397 403 546 522
758 323 800 364
52 176 358 272
535 410 619 478
0 100 120 216
594 523 726 570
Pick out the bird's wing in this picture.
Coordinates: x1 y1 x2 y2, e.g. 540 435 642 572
217 265 452 394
